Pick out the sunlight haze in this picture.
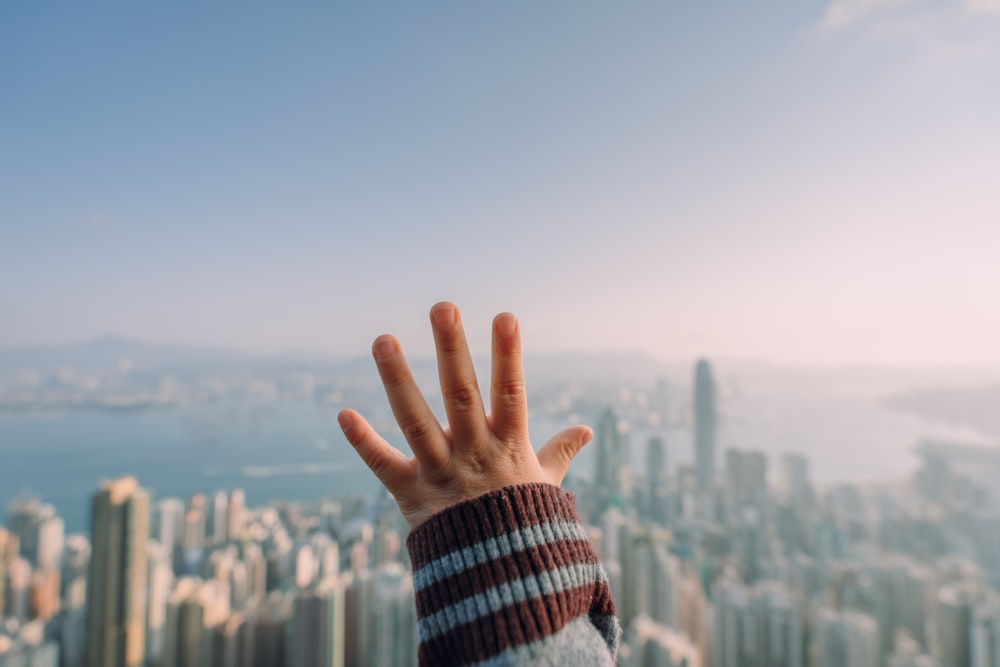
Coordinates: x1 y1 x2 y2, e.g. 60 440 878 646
2 1 998 367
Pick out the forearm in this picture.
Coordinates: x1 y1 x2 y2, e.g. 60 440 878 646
407 483 621 666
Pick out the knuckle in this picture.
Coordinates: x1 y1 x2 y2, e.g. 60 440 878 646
466 450 490 476
367 452 393 479
398 413 434 443
444 382 480 413
494 379 526 408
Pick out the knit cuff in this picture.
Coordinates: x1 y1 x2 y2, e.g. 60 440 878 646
407 483 613 666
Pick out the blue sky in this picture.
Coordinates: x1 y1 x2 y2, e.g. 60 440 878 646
2 2 999 366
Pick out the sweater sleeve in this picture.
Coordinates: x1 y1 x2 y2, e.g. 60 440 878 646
406 483 621 666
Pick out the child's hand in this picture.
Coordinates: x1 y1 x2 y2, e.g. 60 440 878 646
338 302 592 529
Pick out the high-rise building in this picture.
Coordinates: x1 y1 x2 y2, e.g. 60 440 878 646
969 597 1000 667
625 614 702 667
226 490 246 543
812 608 880 667
287 577 347 667
595 408 628 503
162 577 231 667
5 557 30 620
85 476 150 667
725 448 768 510
935 582 980 667
211 491 229 547
647 437 668 524
711 579 801 667
868 556 936 653
370 563 416 667
156 498 185 573
0 528 18 618
693 360 717 506
146 541 174 666
182 494 207 575
780 453 813 507
28 567 60 621
6 499 64 571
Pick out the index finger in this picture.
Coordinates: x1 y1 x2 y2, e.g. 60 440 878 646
372 334 450 468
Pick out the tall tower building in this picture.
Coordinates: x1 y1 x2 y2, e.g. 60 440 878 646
711 579 801 667
646 437 668 524
595 408 628 504
162 577 231 667
211 491 229 546
226 489 246 543
6 499 64 571
780 454 814 506
156 498 185 574
0 528 18 617
85 476 150 667
693 360 717 504
812 608 880 667
594 408 622 496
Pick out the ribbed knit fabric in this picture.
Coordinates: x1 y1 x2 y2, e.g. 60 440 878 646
406 483 621 666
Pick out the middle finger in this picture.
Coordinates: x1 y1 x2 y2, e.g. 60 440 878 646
429 302 490 451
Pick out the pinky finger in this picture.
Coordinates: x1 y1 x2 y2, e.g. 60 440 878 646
537 425 593 486
338 409 414 495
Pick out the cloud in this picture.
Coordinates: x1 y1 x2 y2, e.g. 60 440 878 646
822 0 915 28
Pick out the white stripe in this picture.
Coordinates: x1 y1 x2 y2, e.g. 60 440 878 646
417 562 608 642
412 519 590 592
468 615 618 667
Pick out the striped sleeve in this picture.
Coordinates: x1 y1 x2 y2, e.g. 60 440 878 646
406 483 621 666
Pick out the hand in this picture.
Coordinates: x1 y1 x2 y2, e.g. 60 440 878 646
337 301 593 530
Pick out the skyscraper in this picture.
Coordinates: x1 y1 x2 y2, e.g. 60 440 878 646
693 360 717 504
711 579 801 667
812 608 880 667
85 476 150 667
594 408 621 495
6 499 64 571
646 436 668 524
595 408 628 503
0 528 18 617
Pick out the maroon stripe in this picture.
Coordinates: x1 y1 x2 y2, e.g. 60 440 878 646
414 536 600 617
417 583 615 666
407 484 581 570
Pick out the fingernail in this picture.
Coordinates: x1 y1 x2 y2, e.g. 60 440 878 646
496 313 516 336
372 337 395 361
431 304 456 327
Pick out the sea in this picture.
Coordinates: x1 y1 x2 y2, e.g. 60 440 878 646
1 375 995 534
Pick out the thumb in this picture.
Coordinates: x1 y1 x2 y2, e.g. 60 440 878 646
537 425 592 485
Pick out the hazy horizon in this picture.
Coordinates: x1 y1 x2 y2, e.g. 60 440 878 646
7 333 1000 373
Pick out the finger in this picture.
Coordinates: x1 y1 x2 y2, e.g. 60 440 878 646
490 312 528 444
338 409 416 494
429 302 490 450
372 335 450 467
537 425 593 485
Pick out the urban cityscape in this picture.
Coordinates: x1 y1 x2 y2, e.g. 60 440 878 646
2 356 1000 667
5 1 1000 666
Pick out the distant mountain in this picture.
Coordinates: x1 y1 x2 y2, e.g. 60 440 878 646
0 337 654 377
0 337 257 373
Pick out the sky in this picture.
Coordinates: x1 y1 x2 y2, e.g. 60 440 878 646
2 1 999 367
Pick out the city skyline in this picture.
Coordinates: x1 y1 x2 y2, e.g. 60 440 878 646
3 2 1000 367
